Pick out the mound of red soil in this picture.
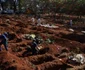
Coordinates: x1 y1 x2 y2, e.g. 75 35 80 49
0 51 33 70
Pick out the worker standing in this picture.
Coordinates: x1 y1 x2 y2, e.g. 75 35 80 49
69 19 73 27
31 17 35 25
31 40 38 55
0 32 9 51
37 17 41 26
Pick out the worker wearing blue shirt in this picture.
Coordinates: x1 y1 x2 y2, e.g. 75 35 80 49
0 32 9 51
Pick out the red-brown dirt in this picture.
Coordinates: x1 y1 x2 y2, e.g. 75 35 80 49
0 14 85 70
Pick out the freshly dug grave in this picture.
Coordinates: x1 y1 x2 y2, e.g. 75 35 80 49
61 33 85 43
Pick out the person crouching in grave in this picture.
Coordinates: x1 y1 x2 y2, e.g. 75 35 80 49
31 36 41 55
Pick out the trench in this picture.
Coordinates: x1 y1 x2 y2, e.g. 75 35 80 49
61 33 85 43
9 33 16 40
36 60 72 70
29 54 54 65
9 33 22 42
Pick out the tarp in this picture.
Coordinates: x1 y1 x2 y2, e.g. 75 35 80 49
68 54 85 64
38 24 59 28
